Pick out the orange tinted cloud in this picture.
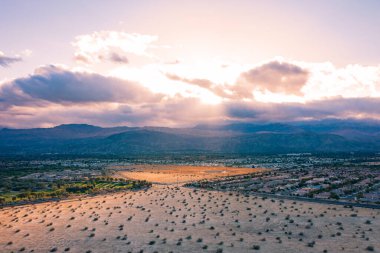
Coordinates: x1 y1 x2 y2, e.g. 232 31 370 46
240 61 309 96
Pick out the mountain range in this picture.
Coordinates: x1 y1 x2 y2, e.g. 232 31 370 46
1 119 380 155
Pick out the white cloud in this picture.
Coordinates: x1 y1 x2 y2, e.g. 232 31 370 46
303 62 380 100
2 48 380 127
161 58 380 103
72 31 158 64
21 49 33 57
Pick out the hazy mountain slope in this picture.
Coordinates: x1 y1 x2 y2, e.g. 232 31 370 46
0 120 379 155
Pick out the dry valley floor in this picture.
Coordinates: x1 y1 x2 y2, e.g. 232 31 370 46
1 184 379 253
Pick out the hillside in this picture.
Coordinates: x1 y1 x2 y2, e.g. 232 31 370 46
1 120 380 155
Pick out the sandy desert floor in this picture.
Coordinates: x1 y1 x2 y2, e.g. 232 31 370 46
115 165 266 184
0 183 379 253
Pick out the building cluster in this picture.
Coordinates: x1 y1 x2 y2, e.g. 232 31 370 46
190 155 380 205
20 169 102 181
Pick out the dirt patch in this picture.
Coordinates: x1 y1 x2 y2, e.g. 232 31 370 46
114 165 267 184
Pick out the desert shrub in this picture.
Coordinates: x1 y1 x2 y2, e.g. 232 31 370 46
252 245 260 250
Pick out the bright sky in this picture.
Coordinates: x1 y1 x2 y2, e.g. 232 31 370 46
1 0 380 128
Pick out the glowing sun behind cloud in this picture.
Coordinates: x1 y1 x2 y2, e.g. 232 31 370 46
1 0 380 128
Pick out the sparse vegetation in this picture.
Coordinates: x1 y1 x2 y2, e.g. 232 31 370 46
0 156 379 253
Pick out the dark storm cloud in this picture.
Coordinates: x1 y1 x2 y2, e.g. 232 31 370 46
0 65 161 108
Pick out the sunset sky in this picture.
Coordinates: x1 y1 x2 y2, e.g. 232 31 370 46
1 0 380 128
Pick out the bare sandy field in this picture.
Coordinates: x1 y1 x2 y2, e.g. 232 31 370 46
114 165 266 184
0 184 379 253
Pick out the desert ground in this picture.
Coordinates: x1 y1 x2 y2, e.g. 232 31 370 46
114 165 266 184
0 167 379 253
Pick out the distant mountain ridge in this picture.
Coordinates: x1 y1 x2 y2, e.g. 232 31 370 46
1 120 380 155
